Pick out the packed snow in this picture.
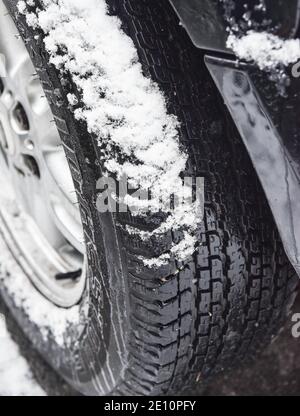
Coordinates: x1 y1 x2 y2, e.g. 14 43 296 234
17 0 202 267
227 31 300 70
0 313 45 396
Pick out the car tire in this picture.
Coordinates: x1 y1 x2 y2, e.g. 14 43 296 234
0 0 298 396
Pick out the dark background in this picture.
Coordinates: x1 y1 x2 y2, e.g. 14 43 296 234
1 291 300 396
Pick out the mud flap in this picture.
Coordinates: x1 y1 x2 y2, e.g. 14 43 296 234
206 55 300 277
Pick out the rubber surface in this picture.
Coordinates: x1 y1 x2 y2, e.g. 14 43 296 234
1 0 298 396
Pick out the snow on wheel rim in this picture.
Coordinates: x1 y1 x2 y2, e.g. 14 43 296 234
0 0 86 308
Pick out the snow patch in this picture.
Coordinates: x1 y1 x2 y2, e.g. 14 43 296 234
227 31 300 70
0 314 45 396
19 0 201 267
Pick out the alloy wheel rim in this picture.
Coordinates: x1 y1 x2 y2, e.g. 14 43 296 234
0 1 86 308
